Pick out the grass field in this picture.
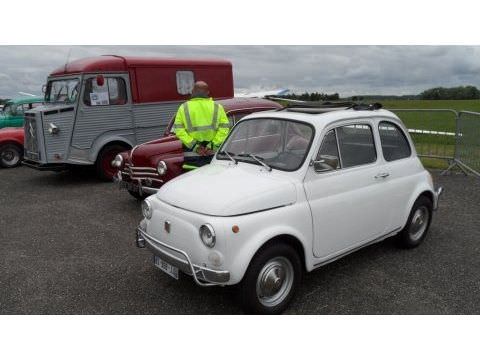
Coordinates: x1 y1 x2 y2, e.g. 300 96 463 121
383 100 480 169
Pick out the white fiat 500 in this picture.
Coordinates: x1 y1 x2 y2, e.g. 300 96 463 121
136 104 442 314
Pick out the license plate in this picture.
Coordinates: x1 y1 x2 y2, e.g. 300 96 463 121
154 256 179 280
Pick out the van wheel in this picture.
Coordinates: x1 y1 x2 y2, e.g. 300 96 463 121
96 144 129 181
128 190 147 200
397 195 433 248
0 143 23 168
239 242 301 314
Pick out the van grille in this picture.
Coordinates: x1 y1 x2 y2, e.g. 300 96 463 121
24 113 40 161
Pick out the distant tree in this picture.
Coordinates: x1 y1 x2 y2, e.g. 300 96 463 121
420 86 480 100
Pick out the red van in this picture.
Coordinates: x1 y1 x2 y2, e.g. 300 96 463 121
22 55 234 180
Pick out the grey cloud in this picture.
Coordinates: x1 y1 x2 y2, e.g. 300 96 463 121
0 45 480 98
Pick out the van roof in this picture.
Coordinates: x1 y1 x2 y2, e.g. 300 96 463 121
50 55 232 77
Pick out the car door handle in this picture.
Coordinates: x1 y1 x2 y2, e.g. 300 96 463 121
374 172 390 179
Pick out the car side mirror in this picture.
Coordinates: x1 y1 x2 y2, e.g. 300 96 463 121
312 155 339 172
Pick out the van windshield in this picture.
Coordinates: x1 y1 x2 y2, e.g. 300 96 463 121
45 78 80 104
217 118 314 172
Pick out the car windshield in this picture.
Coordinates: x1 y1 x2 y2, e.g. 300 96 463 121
45 78 80 104
217 118 314 171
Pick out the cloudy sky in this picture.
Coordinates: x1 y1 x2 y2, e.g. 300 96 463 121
1 45 480 99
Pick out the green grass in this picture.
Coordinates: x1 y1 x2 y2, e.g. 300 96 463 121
382 100 480 169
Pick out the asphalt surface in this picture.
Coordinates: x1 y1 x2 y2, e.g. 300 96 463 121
0 166 479 314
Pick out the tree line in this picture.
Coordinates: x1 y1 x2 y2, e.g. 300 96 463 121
278 85 480 101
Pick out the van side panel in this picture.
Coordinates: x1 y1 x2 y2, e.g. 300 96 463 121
132 102 181 144
132 65 234 104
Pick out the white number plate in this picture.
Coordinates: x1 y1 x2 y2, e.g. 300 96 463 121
154 256 179 280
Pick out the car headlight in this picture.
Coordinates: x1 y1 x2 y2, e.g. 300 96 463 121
157 160 167 175
199 224 216 248
142 199 153 220
112 154 124 168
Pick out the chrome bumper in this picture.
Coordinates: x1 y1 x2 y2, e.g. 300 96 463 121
113 172 160 196
136 227 230 286
433 186 443 210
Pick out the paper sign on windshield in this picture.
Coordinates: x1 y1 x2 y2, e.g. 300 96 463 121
90 92 109 106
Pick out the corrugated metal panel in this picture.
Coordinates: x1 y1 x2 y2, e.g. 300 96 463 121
132 102 180 143
42 110 75 162
71 106 132 149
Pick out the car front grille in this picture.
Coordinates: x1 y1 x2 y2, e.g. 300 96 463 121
24 113 40 161
123 164 160 179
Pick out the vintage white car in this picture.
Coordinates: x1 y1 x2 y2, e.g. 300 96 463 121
136 103 443 314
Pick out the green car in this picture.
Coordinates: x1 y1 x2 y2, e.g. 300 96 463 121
0 97 44 129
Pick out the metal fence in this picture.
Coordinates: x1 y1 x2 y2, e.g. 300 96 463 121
454 111 480 177
387 108 480 177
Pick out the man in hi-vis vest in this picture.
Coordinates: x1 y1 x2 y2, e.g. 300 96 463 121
173 81 230 167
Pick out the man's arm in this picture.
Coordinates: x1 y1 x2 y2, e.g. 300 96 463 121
211 105 230 149
173 106 196 149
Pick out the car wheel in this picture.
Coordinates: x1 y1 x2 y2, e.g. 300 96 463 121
128 189 147 200
96 144 129 181
239 242 302 314
397 195 433 248
0 143 22 168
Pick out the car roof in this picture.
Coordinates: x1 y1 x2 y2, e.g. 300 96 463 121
240 107 400 128
217 97 283 112
6 97 44 105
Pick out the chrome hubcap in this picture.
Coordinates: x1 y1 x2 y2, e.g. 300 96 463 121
409 206 429 241
256 256 294 307
1 148 19 166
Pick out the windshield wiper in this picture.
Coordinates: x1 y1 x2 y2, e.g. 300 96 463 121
218 150 237 164
237 153 272 171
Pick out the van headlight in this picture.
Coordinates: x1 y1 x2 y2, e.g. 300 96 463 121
199 224 216 248
112 154 124 168
157 160 167 175
142 199 153 220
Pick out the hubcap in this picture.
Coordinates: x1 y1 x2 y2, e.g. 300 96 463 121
409 206 429 241
1 148 20 166
256 256 294 308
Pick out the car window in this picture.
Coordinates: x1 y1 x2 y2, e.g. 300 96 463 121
336 124 376 168
176 71 195 95
314 129 340 171
378 121 411 161
219 118 314 172
83 77 127 106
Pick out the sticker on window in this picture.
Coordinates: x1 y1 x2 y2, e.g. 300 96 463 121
90 92 110 106
176 71 195 95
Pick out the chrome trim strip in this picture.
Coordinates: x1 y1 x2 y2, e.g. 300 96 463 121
313 227 402 268
137 227 230 286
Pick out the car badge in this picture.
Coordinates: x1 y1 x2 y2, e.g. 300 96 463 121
164 220 171 233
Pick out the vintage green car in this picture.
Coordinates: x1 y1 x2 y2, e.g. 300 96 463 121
0 97 44 129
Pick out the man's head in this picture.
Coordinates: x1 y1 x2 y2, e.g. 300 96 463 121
191 81 210 98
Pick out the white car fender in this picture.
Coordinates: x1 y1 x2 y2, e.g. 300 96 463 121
225 206 313 284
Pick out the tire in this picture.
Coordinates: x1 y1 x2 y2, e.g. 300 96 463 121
397 195 433 249
0 143 23 168
95 144 129 181
239 242 302 314
128 189 147 200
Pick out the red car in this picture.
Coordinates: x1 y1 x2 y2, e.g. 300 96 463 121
0 127 24 168
114 98 283 199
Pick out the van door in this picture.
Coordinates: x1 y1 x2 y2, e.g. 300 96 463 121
304 121 392 260
71 74 133 161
